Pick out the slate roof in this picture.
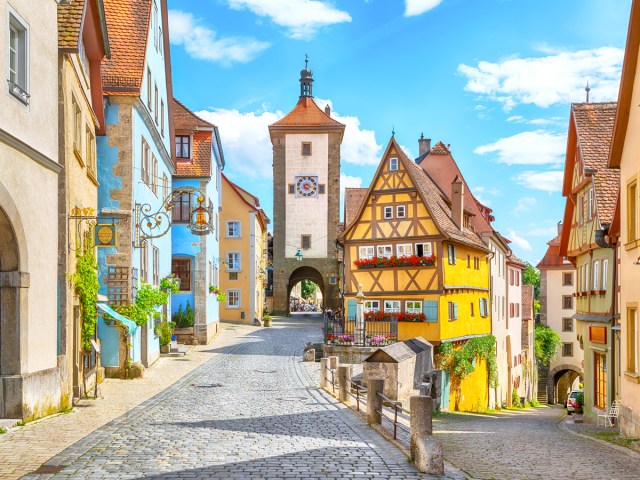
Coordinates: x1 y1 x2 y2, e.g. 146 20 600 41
573 102 620 226
344 188 368 227
101 0 152 95
58 0 85 49
270 96 344 128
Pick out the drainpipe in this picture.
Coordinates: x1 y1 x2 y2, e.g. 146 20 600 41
334 239 345 311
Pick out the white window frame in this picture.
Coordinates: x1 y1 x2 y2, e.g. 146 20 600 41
147 67 152 109
415 242 432 257
358 246 374 260
585 263 590 293
7 8 29 102
86 126 96 178
226 289 240 308
396 205 406 218
226 220 241 238
587 188 594 221
141 139 150 184
376 245 393 258
226 251 241 271
396 243 413 257
364 300 380 313
602 259 608 291
592 260 600 291
383 206 393 219
384 300 401 313
389 157 398 171
447 244 456 265
72 96 82 155
405 301 422 314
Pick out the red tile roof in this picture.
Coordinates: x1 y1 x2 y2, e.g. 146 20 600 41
58 0 85 50
572 102 620 225
344 188 368 227
537 228 574 269
270 97 345 128
428 141 451 155
101 0 152 95
174 98 215 131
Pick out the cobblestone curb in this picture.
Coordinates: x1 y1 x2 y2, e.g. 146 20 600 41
559 419 640 460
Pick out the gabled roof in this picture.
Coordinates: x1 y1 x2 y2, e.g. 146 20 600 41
269 96 345 129
58 0 110 56
173 98 214 131
101 0 152 95
428 141 451 156
341 136 487 251
538 226 574 269
222 174 270 229
344 188 368 227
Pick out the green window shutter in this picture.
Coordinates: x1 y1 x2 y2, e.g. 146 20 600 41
347 300 357 319
453 302 458 320
424 300 438 323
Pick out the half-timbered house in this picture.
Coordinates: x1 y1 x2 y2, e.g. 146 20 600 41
340 136 492 411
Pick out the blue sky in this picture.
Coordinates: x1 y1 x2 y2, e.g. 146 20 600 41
167 0 631 265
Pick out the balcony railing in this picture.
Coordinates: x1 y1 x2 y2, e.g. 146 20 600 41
7 80 29 105
324 314 398 347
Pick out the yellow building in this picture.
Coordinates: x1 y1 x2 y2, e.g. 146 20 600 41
220 174 269 324
608 0 640 437
340 137 492 411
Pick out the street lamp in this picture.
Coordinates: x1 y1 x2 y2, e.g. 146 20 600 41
295 248 303 261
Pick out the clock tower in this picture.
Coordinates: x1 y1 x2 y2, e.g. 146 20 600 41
269 61 345 315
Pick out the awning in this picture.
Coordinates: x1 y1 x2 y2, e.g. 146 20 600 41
97 303 138 334
572 313 613 323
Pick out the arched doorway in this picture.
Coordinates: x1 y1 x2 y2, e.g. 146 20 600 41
287 266 325 315
549 364 582 405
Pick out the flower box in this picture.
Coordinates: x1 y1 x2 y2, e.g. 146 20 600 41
354 255 437 269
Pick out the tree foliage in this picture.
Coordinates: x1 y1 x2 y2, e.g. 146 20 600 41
523 262 540 300
535 324 562 364
117 282 169 327
70 240 100 351
301 280 317 299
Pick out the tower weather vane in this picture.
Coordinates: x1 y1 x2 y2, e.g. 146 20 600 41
305 53 308 68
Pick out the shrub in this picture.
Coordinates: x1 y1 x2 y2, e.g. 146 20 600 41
155 321 175 346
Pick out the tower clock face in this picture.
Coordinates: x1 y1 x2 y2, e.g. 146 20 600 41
295 176 318 197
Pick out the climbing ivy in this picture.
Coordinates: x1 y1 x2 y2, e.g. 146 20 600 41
70 240 100 351
535 324 562 364
118 282 170 327
435 335 497 411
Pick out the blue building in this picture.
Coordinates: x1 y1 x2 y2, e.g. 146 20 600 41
95 0 175 376
170 99 224 344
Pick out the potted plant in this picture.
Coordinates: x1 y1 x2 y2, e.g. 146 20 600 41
574 391 585 415
155 321 175 353
263 311 272 327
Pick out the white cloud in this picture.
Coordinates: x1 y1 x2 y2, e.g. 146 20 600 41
458 47 623 110
513 170 564 192
507 230 533 252
472 186 501 207
512 196 536 215
169 10 269 66
507 116 563 126
474 130 566 166
404 0 443 16
227 0 352 39
526 226 558 237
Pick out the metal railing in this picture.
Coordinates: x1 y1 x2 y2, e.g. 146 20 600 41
324 315 398 347
377 392 411 440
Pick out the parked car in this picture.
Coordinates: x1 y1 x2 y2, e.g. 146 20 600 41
566 390 583 414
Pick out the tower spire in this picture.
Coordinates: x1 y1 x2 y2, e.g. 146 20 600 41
299 55 314 98
585 81 591 103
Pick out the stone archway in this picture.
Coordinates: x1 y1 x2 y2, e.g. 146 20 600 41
548 364 583 405
286 266 325 316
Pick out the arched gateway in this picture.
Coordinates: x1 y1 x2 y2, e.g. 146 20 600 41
269 61 345 315
549 364 583 405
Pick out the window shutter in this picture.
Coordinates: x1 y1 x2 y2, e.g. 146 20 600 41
453 302 458 320
424 300 438 323
347 300 357 319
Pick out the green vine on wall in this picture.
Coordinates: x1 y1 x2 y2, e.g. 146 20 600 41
435 335 497 411
70 240 100 351
117 282 170 326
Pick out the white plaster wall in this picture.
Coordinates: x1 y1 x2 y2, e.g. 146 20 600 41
285 133 328 258
489 240 509 404
547 269 582 373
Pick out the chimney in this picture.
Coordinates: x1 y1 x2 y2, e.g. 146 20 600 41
557 221 563 236
451 175 465 229
324 104 331 116
418 132 431 157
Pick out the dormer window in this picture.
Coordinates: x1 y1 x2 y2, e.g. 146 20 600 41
176 135 190 159
389 157 398 171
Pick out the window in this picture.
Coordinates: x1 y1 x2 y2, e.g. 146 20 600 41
301 235 311 250
396 205 406 218
72 97 82 155
416 243 432 257
585 263 590 293
563 295 573 310
467 255 471 268
288 184 295 194
447 244 456 265
160 100 165 136
154 84 159 124
147 67 152 108
152 246 159 285
359 246 374 260
383 206 393 219
562 343 573 357
86 127 96 178
563 317 573 332
8 11 28 103
226 252 240 271
229 272 238 280
563 272 573 286
602 260 609 291
424 300 438 322
227 289 240 308
364 300 379 313
384 300 401 313
406 301 422 314
587 188 594 221
377 245 393 257
510 303 514 318
448 302 458 321
319 184 325 194
474 256 480 270
172 258 191 291
396 244 412 256
227 221 240 238
176 135 190 159
510 270 514 285
470 302 475 316
389 157 398 171
172 192 190 222
141 139 150 184
593 260 600 290
302 142 312 156
627 308 638 374
515 270 520 286
479 298 489 317
139 244 149 283
151 155 158 195
594 352 607 410
628 181 637 242
162 173 168 199
152 1 159 50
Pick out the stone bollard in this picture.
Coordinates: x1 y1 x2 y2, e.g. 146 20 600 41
303 349 315 362
367 379 384 425
320 358 329 389
329 356 339 370
337 365 352 403
410 395 444 475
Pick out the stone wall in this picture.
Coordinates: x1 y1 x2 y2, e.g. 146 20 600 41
621 404 640 438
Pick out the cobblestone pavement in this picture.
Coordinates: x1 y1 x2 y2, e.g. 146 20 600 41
22 315 454 480
433 406 640 480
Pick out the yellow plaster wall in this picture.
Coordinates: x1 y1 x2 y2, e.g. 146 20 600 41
438 292 491 341
443 242 490 289
457 357 489 412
